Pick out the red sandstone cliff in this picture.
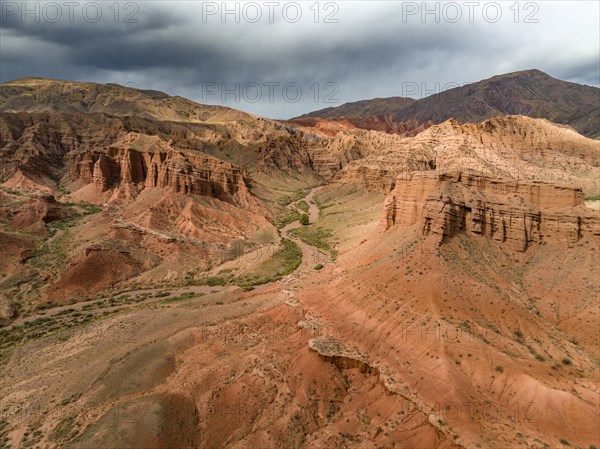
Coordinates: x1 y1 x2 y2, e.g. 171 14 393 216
381 171 600 251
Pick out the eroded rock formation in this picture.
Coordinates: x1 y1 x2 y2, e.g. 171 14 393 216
382 171 600 250
69 147 254 205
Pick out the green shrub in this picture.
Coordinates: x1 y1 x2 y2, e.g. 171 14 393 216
162 292 204 304
231 239 302 288
274 208 300 228
583 192 600 201
299 213 309 225
514 330 524 340
296 200 309 213
289 226 337 260
200 276 229 286
264 238 302 279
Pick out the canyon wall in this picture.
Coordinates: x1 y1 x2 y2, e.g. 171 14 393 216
68 147 255 206
381 171 600 250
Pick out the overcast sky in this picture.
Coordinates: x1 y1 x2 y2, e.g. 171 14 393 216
1 1 599 118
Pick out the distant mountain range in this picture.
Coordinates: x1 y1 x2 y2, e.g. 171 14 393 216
296 69 600 138
0 77 254 123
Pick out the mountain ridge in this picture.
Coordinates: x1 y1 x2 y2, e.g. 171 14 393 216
295 69 600 138
0 77 256 124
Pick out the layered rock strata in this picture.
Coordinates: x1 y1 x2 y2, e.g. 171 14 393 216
381 171 600 250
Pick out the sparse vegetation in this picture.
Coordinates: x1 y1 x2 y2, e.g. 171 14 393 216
161 292 205 304
199 276 229 287
276 189 308 207
514 329 524 340
0 419 9 449
194 238 303 289
28 228 71 271
296 200 309 213
274 207 301 228
50 416 76 441
289 226 338 260
583 192 600 201
273 188 312 228
233 238 302 287
17 424 44 447
0 289 186 358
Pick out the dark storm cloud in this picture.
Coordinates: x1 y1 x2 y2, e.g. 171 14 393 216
1 1 598 118
553 58 600 87
0 3 179 46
